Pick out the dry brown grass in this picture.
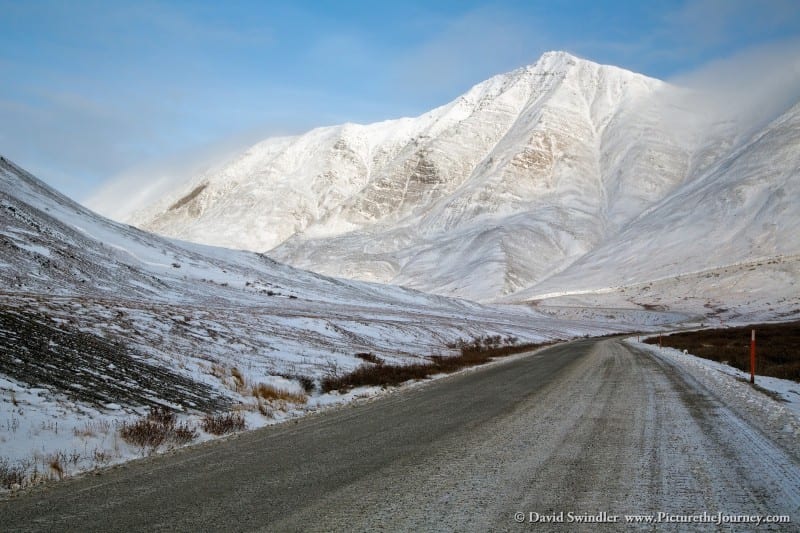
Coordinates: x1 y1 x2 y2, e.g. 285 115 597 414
209 363 226 378
119 406 198 451
256 400 273 417
208 364 253 394
251 383 307 404
73 419 112 438
48 456 64 480
0 457 26 488
645 321 800 382
321 338 546 393
231 367 246 391
201 412 246 435
231 367 243 380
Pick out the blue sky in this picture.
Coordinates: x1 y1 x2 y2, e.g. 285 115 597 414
1 0 799 204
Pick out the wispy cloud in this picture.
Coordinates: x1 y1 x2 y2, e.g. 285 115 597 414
667 38 800 133
84 131 267 221
567 0 800 78
0 87 162 197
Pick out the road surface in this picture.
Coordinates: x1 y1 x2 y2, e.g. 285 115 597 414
2 338 799 531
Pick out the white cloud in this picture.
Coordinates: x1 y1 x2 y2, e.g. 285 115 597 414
83 129 276 222
668 38 800 132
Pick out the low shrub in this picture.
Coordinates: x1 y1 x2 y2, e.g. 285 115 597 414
146 406 176 429
120 417 167 450
320 362 433 393
119 406 197 451
0 457 25 488
201 412 246 435
173 422 199 444
251 383 307 403
274 373 316 394
296 375 315 394
355 352 382 364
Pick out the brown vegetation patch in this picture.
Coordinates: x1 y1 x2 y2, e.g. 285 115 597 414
120 406 198 451
321 337 547 393
645 321 800 382
201 412 246 435
251 383 307 404
355 352 382 365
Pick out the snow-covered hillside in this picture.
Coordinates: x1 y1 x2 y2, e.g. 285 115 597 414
506 100 800 322
3 156 664 485
121 51 799 313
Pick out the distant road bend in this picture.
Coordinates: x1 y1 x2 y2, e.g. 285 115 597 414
3 338 799 531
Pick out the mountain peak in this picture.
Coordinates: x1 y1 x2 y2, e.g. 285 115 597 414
494 50 582 82
537 50 580 64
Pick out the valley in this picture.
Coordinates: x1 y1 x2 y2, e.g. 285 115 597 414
1 47 798 528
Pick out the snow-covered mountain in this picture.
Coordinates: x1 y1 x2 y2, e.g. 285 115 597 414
123 51 798 314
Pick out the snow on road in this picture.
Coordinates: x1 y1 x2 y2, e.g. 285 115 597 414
630 338 800 418
630 338 800 468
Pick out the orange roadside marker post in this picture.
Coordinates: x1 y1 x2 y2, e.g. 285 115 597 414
750 329 756 385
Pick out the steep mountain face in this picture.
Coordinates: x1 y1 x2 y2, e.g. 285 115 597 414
128 52 679 299
126 51 798 308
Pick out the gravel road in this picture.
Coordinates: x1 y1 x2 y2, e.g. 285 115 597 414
2 338 798 531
